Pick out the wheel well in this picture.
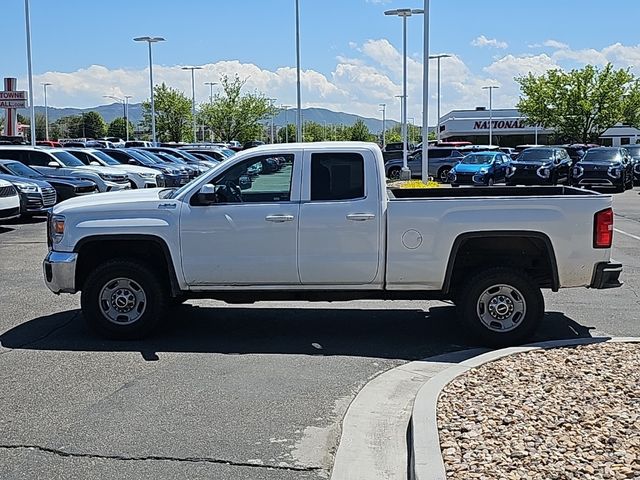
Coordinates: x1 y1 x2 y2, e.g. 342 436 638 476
75 237 179 295
445 233 558 296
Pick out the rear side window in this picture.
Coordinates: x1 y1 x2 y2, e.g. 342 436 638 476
310 152 364 201
26 151 54 166
0 150 22 161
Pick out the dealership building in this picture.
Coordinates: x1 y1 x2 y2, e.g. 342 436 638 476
438 108 640 147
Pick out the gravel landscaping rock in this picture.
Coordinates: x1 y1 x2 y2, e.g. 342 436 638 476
437 342 640 479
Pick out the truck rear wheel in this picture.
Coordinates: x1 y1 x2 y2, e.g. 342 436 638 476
80 259 166 339
457 267 543 346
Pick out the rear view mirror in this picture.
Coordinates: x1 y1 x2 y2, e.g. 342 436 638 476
47 161 59 168
197 184 217 204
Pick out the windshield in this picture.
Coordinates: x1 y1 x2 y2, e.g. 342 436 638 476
52 151 86 167
173 150 201 162
626 146 640 159
157 153 187 165
517 149 554 162
131 150 162 164
583 150 621 163
461 154 496 165
92 150 121 166
4 162 41 178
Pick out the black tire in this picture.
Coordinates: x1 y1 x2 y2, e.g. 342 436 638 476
614 181 625 193
457 267 544 347
486 177 495 186
388 167 401 180
81 259 167 339
437 167 451 183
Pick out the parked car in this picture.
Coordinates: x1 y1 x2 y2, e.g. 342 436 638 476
506 147 572 186
141 147 216 171
43 142 621 347
36 141 63 148
626 144 640 185
138 150 200 179
559 144 587 165
0 173 56 216
101 149 189 187
181 148 233 162
124 141 153 148
449 151 512 186
572 147 634 192
0 147 130 193
66 148 164 189
243 140 265 150
0 178 21 221
385 148 464 182
0 160 98 201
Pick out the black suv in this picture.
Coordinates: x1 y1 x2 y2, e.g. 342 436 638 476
506 147 572 185
572 147 634 192
626 144 640 185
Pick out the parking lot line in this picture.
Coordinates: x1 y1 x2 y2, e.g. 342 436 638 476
614 228 640 242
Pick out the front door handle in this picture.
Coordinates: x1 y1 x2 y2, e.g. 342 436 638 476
265 214 295 223
346 213 375 221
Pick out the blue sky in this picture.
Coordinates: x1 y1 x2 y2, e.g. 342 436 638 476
3 0 640 123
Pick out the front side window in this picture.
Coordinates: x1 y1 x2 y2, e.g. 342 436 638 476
310 152 364 201
211 154 295 203
28 151 55 166
51 151 85 167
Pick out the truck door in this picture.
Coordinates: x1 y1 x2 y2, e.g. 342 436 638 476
298 150 382 285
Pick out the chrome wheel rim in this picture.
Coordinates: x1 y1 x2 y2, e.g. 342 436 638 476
99 277 147 325
389 168 401 180
477 284 526 332
439 168 450 182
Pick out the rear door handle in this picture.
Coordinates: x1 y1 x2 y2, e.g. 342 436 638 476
265 214 295 223
346 213 375 221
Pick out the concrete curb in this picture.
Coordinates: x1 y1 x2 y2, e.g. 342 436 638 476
410 336 640 480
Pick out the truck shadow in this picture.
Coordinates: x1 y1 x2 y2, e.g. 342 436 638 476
0 304 600 361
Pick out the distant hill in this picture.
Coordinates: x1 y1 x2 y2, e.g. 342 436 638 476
18 104 400 134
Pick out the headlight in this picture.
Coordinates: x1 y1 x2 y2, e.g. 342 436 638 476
537 165 551 179
98 173 118 181
478 168 489 174
50 214 65 243
608 165 622 178
138 172 156 179
14 181 40 193
506 166 516 178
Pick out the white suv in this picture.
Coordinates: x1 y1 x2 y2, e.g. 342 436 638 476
0 179 20 221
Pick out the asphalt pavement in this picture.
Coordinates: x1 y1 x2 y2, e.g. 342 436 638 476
1 187 639 479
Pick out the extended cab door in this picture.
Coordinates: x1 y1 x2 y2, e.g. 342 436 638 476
298 150 382 285
180 153 302 285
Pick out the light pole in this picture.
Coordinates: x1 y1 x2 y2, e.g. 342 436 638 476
42 82 52 141
482 85 500 146
379 103 386 149
204 82 217 104
295 0 302 142
421 0 430 182
429 54 451 144
134 36 165 145
385 7 424 180
409 117 415 146
281 105 291 143
124 95 132 141
268 98 277 143
182 66 202 143
24 0 36 145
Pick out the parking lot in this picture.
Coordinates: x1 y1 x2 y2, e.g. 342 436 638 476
1 187 640 480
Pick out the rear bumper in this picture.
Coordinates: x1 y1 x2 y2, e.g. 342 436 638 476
43 251 78 294
590 261 623 289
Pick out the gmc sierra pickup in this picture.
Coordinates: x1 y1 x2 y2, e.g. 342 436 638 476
43 142 622 345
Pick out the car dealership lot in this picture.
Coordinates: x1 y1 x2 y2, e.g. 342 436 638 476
1 190 640 479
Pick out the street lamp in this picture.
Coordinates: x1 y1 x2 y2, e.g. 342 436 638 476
268 98 277 143
385 7 424 180
379 103 386 149
134 36 165 145
204 82 217 104
24 0 36 145
295 0 302 143
281 105 291 143
429 54 451 143
124 95 132 141
182 66 203 143
421 0 431 182
42 82 52 141
482 85 500 146
409 117 415 145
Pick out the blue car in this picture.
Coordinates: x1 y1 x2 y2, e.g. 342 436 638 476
449 151 512 186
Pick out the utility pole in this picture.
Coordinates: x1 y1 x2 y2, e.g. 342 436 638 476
379 103 386 149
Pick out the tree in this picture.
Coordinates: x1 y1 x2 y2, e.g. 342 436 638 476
107 118 134 139
142 83 192 142
198 74 272 143
516 63 640 144
348 119 373 141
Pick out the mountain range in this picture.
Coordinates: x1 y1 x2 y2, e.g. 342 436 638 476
17 104 401 134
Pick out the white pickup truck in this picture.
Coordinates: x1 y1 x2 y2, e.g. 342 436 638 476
43 142 622 345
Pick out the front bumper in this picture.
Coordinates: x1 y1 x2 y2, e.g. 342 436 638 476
43 251 78 294
105 181 131 192
590 261 623 289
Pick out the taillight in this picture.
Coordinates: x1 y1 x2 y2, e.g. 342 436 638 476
594 208 613 248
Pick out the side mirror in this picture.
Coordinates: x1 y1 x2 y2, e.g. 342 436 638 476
128 159 139 165
90 161 101 166
197 184 218 204
239 174 252 190
48 161 59 168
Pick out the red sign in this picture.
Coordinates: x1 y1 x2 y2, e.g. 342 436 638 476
0 91 27 100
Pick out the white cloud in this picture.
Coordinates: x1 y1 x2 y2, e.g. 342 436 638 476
471 35 508 49
544 39 569 49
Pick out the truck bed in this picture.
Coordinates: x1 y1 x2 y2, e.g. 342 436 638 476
388 185 600 199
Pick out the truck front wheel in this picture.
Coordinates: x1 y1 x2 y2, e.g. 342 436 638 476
81 259 167 339
457 267 543 346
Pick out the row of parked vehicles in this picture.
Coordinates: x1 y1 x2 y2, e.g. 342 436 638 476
0 143 240 221
384 143 640 191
